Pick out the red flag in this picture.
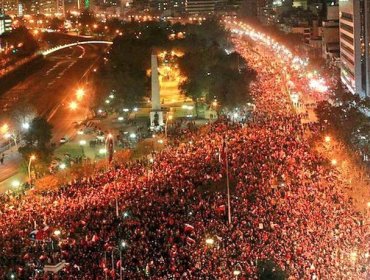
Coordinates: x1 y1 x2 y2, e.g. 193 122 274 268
186 237 196 245
216 205 226 214
92 234 99 242
34 226 50 241
184 224 194 233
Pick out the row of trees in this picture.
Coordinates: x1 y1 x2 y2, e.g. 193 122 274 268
18 117 53 163
94 21 172 108
0 27 39 57
3 102 54 165
95 19 256 111
177 22 256 109
315 84 370 154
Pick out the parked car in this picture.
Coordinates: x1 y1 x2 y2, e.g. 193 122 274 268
60 137 68 144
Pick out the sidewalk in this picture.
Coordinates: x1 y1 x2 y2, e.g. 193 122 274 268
291 75 370 212
0 147 23 191
316 138 370 212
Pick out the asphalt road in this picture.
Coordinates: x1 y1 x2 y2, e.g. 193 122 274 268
0 43 106 142
0 43 107 184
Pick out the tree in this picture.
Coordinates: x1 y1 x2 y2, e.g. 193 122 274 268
19 117 53 162
97 22 173 108
79 9 96 26
315 90 370 153
2 27 39 56
10 101 36 131
49 17 64 30
257 259 287 280
178 44 255 110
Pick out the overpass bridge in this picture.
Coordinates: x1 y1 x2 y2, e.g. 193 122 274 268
41 40 113 56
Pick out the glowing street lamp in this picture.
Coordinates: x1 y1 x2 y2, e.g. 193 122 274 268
119 240 127 249
79 140 86 156
331 159 337 166
69 101 78 110
11 180 20 188
22 122 30 130
0 123 9 134
325 136 331 143
53 229 61 236
129 133 137 139
205 238 214 246
76 88 85 100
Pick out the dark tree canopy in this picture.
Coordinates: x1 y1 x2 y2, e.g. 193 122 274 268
19 117 54 162
95 19 255 109
1 27 39 56
315 88 370 152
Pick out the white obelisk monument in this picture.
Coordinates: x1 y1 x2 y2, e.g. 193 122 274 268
150 54 164 129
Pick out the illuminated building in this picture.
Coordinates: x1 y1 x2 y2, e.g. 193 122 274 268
38 0 64 16
0 14 12 35
1 0 18 15
185 0 217 14
339 0 369 98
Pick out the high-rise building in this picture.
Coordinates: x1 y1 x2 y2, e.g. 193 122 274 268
293 0 307 9
321 4 339 63
184 0 217 14
0 14 12 35
1 0 19 15
38 0 64 16
339 0 369 98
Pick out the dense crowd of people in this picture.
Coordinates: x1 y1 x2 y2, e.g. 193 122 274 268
1 26 369 280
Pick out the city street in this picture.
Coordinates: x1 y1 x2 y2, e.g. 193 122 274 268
1 12 370 279
0 43 107 185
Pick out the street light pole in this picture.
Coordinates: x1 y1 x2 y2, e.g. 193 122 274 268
165 114 173 138
105 133 114 166
28 155 36 183
111 244 125 280
119 249 122 280
225 140 231 225
104 252 108 280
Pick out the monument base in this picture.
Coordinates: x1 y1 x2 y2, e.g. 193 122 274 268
150 110 164 130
